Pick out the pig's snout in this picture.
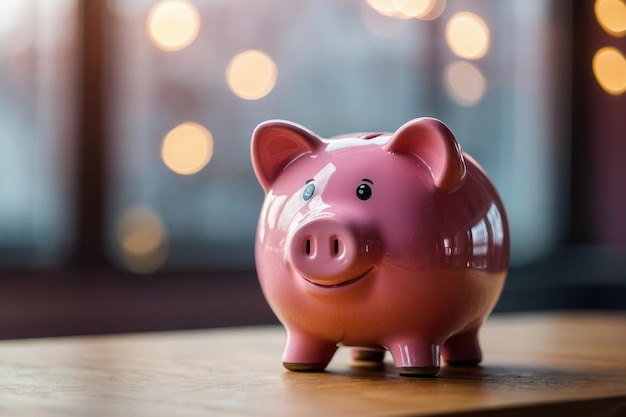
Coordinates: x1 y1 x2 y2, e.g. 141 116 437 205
289 218 379 287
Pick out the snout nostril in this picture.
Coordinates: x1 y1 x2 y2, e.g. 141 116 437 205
305 239 311 256
333 238 339 255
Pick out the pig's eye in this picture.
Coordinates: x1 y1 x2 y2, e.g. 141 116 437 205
356 183 372 201
303 183 315 201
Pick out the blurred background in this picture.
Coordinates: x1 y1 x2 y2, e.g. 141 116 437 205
0 0 624 338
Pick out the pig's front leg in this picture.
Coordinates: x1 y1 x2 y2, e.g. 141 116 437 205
282 331 337 372
387 339 441 377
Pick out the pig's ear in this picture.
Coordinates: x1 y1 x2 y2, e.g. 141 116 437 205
251 120 322 191
385 118 466 191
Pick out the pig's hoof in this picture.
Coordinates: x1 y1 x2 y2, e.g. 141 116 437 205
397 366 440 377
351 349 386 363
283 362 327 372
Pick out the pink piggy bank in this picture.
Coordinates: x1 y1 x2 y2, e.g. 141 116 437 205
251 117 509 377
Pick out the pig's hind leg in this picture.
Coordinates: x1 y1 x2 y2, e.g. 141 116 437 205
350 347 386 363
441 325 482 366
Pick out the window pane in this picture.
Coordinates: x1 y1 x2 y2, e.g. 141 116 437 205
0 0 77 267
106 0 568 272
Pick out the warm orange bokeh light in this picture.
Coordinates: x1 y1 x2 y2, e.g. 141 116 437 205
147 0 200 51
419 0 446 21
443 61 487 106
445 12 490 60
226 50 277 100
161 122 214 175
592 47 626 95
595 0 626 37
362 6 405 38
366 0 400 17
366 0 440 20
116 205 168 273
396 0 436 19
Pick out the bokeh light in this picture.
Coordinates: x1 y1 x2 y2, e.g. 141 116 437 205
445 12 490 60
419 0 446 21
147 0 200 51
595 0 626 37
161 122 214 175
395 0 436 19
443 61 487 106
592 47 626 95
226 50 278 100
362 3 406 38
365 0 441 20
116 205 168 273
366 0 401 17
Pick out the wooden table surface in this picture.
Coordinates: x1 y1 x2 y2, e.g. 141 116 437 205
1 312 625 417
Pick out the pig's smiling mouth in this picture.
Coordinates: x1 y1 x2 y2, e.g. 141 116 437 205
302 267 374 289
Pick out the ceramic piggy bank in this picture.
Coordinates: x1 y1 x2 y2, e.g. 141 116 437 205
251 117 509 377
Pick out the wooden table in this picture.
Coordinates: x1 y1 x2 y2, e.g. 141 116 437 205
1 312 625 416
